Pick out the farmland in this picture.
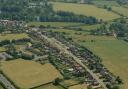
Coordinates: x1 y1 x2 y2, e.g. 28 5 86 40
69 84 87 89
27 22 83 27
0 33 29 41
92 0 119 7
35 83 64 89
1 59 63 89
52 2 120 21
112 6 128 17
80 40 128 89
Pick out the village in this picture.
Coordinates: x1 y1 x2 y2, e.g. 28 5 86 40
0 20 123 89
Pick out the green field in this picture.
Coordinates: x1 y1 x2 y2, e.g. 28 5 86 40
80 40 128 89
35 83 64 89
112 6 128 17
92 0 119 7
80 24 100 31
27 22 83 27
0 33 29 41
52 2 120 21
0 84 4 89
0 47 6 52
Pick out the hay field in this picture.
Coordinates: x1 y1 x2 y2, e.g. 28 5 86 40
52 2 120 21
1 59 63 89
0 33 29 41
112 6 128 17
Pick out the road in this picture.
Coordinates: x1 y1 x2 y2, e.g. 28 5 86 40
38 33 108 89
0 74 16 89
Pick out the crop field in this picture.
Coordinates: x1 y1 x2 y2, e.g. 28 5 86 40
1 59 63 89
0 33 29 41
112 6 128 17
52 2 120 21
27 22 83 27
69 84 87 89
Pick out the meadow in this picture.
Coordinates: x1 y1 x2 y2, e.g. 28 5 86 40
52 2 120 21
92 0 119 7
35 83 64 89
27 22 83 27
69 84 87 89
0 47 5 52
0 33 29 41
1 59 63 89
112 6 128 17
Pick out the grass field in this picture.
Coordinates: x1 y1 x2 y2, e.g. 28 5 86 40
52 2 120 21
0 47 6 52
27 22 83 27
80 40 128 89
0 84 4 89
92 0 119 7
35 83 64 89
1 59 63 89
112 6 128 17
69 84 87 89
0 33 29 41
80 24 101 31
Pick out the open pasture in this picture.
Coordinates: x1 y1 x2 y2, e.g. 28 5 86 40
1 59 63 89
80 40 128 89
27 22 83 27
112 6 128 17
0 33 29 41
52 2 120 21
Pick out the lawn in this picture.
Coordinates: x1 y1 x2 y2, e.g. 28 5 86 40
0 33 29 41
52 2 120 21
27 22 83 27
80 40 128 89
112 6 128 17
1 59 63 89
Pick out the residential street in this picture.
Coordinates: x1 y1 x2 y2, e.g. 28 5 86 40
39 33 108 89
0 74 16 89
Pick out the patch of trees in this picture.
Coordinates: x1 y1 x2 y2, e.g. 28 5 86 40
40 11 98 24
0 38 31 47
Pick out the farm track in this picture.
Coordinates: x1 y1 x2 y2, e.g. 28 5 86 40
37 32 108 89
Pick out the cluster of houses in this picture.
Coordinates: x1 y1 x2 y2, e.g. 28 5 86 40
40 31 119 88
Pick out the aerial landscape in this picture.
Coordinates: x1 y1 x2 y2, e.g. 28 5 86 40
0 0 128 89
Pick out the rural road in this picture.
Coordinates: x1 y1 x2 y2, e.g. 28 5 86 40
38 33 108 89
0 74 16 89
